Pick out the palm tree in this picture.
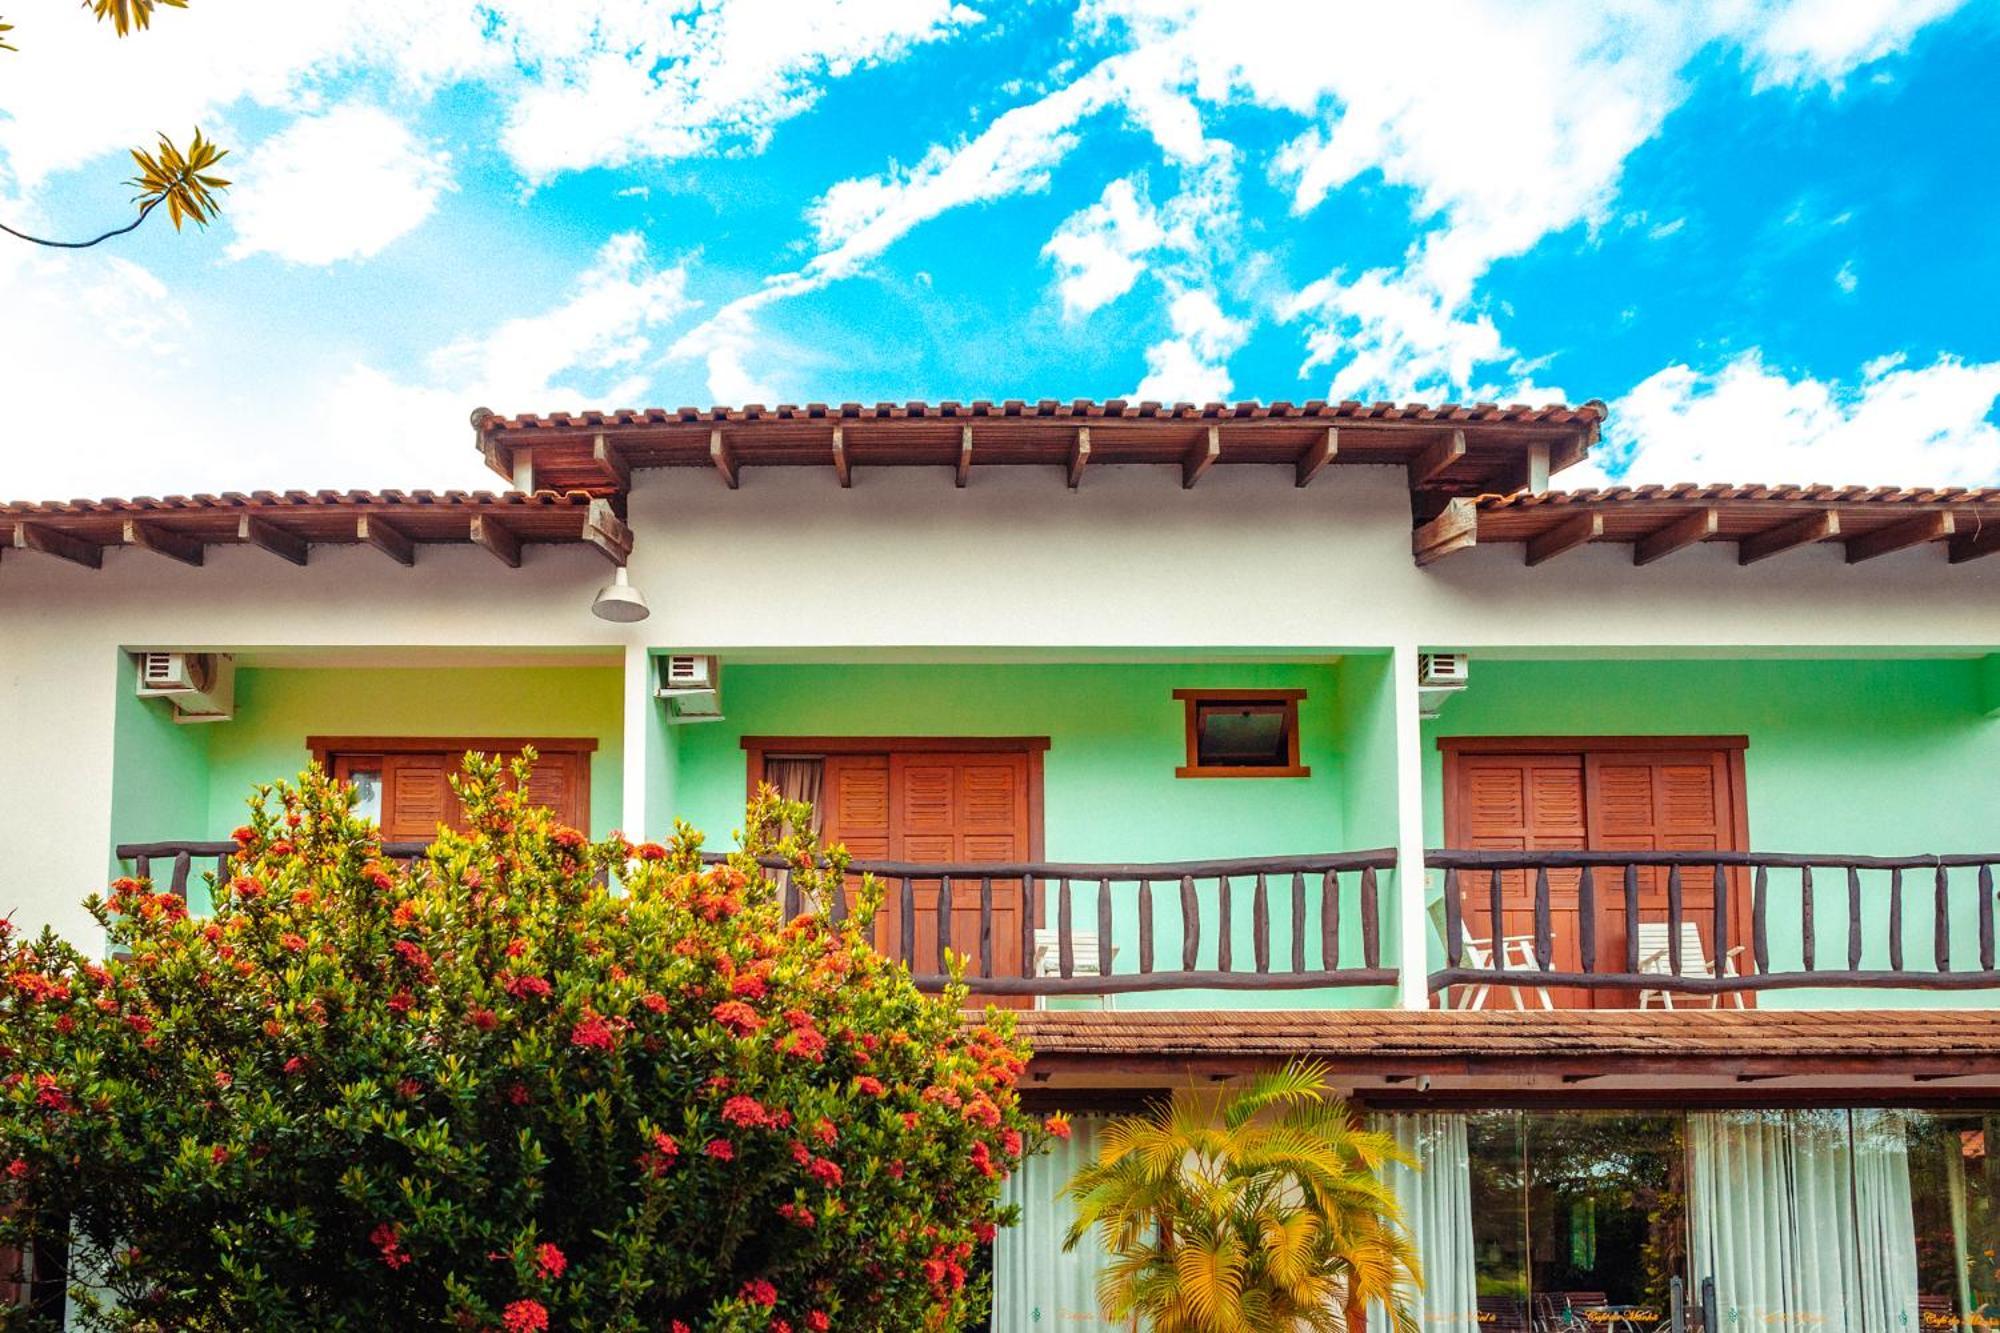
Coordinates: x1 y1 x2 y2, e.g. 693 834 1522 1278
1061 1060 1422 1332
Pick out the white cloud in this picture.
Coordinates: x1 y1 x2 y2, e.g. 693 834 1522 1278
494 0 983 180
1131 288 1247 403
1043 176 1167 318
1577 350 2000 488
1733 0 1969 91
1835 259 1859 294
0 232 692 498
226 104 452 264
0 0 980 197
1285 266 1507 403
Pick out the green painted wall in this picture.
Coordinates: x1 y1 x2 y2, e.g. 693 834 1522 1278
669 660 1395 1008
109 653 215 911
1424 657 2000 1008
200 667 626 839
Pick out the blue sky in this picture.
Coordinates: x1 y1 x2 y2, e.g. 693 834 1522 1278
1 0 1996 497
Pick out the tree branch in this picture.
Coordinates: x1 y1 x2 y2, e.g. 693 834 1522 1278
0 199 159 249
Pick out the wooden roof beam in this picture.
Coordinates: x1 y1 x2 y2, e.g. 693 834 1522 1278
1524 510 1602 566
957 424 973 489
121 519 203 567
1295 427 1336 488
470 515 521 568
1067 426 1091 490
1408 429 1467 488
1181 425 1220 489
591 434 631 491
1846 511 1954 563
1413 498 1477 567
709 428 739 490
1739 510 1839 565
357 514 414 566
1634 507 1719 566
831 426 851 488
13 520 103 569
1949 522 2000 564
582 498 632 565
239 514 308 566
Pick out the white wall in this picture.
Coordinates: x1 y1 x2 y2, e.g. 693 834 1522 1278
4 462 1998 941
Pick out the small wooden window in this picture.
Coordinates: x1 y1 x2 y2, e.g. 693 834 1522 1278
1173 689 1309 779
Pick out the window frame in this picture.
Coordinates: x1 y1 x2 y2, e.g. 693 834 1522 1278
1172 688 1310 779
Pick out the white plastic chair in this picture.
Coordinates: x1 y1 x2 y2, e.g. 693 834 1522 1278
1456 933 1553 1010
1635 921 1746 1009
1032 929 1117 1010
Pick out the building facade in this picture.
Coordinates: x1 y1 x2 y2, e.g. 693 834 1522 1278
5 400 2000 1328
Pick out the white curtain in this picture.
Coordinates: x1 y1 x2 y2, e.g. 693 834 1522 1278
992 1115 1126 1331
1689 1110 1919 1332
1851 1110 1922 1333
1368 1113 1479 1333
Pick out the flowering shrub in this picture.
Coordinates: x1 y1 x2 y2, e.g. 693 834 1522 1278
0 756 1048 1331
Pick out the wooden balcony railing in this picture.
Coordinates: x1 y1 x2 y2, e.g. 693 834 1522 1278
117 842 1399 998
1429 849 2000 998
736 851 1399 997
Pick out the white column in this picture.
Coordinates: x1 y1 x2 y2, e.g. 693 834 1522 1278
620 643 651 841
1391 642 1430 1009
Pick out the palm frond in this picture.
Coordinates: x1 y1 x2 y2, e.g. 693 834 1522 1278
86 0 187 38
127 128 230 230
0 17 15 51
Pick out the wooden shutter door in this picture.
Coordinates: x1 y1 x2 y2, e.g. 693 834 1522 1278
1585 751 1741 1007
887 753 1030 992
380 753 460 841
1448 754 1589 1008
819 755 891 926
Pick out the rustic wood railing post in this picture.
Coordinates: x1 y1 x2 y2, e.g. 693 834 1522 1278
1058 879 1074 979
170 851 192 899
1981 864 1996 973
1800 865 1816 971
1488 868 1505 973
1442 868 1462 969
1711 864 1728 977
1579 865 1597 973
1847 866 1863 971
1018 873 1035 979
1321 870 1340 970
1180 875 1199 971
1753 865 1770 976
935 876 954 976
1623 865 1640 973
1097 878 1113 980
1217 876 1233 973
900 877 917 967
1360 865 1380 970
1252 873 1271 974
1936 863 1952 973
1137 880 1154 974
1290 872 1307 973
978 877 994 978
1888 867 1904 971
1666 865 1684 977
1533 866 1553 971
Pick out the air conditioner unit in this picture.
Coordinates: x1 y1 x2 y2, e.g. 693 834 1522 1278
133 651 235 724
1417 652 1468 720
655 654 722 724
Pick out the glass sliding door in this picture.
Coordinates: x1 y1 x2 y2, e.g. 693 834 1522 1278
1526 1112 1687 1327
1905 1112 2000 1330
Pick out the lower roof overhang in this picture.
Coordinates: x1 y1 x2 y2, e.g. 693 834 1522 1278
1011 1009 2000 1108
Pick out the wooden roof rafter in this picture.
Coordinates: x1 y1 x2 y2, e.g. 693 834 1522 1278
0 490 629 574
471 399 1603 500
1427 485 2000 569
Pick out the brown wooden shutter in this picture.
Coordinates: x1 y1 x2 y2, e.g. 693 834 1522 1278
1450 754 1589 1004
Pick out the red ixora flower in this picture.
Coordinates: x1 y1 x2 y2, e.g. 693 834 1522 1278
741 1278 778 1308
569 1013 617 1052
638 1130 679 1177
6 1158 30 1180
807 1312 831 1332
711 1000 765 1036
279 933 307 954
370 1222 411 1270
501 1298 549 1332
722 1095 773 1129
854 1075 885 1097
1043 1113 1073 1141
705 1138 735 1162
505 973 552 1001
534 1242 566 1280
806 1156 843 1189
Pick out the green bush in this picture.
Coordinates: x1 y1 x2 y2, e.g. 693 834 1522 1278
0 757 1051 1331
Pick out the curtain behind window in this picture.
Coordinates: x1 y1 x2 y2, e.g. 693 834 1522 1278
991 1115 1125 1331
1689 1110 1919 1331
763 758 825 911
1369 1113 1480 1332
